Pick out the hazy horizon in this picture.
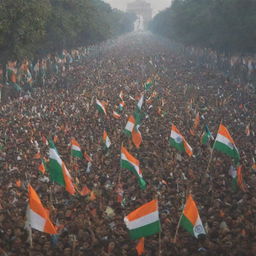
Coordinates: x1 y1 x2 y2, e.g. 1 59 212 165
103 0 173 16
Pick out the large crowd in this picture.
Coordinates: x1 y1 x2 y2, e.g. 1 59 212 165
0 31 255 256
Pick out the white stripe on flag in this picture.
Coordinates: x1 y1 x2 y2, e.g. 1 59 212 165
28 208 46 232
171 131 183 143
71 145 81 152
49 148 63 166
125 121 135 132
124 211 159 230
215 134 234 150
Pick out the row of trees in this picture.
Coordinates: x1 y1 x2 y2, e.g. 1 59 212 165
0 0 136 63
149 0 256 54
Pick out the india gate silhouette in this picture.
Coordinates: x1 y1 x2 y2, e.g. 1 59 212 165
126 0 152 29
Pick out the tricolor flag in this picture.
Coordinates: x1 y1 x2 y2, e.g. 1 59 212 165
124 199 161 240
190 112 200 136
169 124 193 157
26 185 57 234
245 123 250 136
132 125 142 149
70 138 83 159
137 94 144 112
96 99 107 115
119 101 125 111
213 124 240 162
180 195 206 238
201 125 213 145
124 115 136 136
47 140 75 195
119 91 124 101
103 130 111 149
113 110 121 119
121 146 146 190
229 165 246 192
38 159 46 174
144 78 153 90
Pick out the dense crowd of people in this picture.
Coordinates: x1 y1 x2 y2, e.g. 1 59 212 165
0 31 255 256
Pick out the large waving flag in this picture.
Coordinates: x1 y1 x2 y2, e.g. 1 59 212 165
121 146 146 189
169 124 193 157
180 195 206 238
96 99 107 115
71 138 83 159
48 140 75 195
27 185 57 234
124 115 136 136
124 199 161 240
213 124 240 162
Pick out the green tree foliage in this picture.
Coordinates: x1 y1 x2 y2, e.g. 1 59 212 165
0 0 50 62
149 0 256 54
0 0 136 60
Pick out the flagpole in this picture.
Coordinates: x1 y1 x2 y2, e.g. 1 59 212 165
158 229 161 256
173 209 183 244
154 193 162 256
173 193 186 244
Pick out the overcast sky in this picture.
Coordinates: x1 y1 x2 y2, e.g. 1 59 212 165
103 0 173 16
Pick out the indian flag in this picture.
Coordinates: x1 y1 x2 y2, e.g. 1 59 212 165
113 111 121 119
119 101 125 111
213 124 240 162
71 138 83 159
201 125 213 145
119 90 124 100
132 125 142 149
48 140 75 195
38 159 46 174
124 115 135 136
245 123 250 136
169 124 193 157
229 165 246 192
103 130 111 149
144 78 153 90
137 94 144 111
124 199 161 240
121 146 146 190
180 195 206 238
26 185 57 234
96 99 107 115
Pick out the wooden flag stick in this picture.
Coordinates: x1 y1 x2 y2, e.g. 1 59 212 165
158 228 162 256
173 209 183 244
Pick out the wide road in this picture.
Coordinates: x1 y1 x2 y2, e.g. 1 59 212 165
0 32 255 255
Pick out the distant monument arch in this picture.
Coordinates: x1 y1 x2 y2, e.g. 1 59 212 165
126 0 152 29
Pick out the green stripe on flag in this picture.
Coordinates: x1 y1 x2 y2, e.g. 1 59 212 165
213 141 240 160
169 138 185 153
180 215 194 236
71 150 83 159
47 159 65 186
129 220 161 240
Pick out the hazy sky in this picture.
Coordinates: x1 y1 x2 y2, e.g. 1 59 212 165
103 0 173 16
